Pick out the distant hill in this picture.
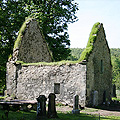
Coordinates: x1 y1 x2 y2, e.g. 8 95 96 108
67 48 84 61
67 48 120 61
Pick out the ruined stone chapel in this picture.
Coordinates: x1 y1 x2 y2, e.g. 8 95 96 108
6 19 112 107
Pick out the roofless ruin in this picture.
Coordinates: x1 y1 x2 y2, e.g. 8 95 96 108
6 19 112 107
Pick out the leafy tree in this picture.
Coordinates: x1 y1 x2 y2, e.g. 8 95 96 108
24 0 79 61
66 48 84 61
111 48 120 89
0 0 29 92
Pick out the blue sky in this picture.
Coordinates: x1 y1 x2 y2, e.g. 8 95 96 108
68 0 120 48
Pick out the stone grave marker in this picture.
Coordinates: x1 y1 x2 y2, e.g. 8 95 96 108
93 91 98 106
47 93 57 118
103 91 106 103
36 95 47 117
4 90 7 96
72 95 80 114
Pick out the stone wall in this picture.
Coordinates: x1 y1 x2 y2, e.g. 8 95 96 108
12 19 52 63
86 24 112 105
6 63 86 107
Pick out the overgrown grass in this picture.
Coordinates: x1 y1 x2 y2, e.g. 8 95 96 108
13 17 54 61
16 60 80 66
14 17 33 50
79 22 100 61
0 96 7 100
0 110 120 120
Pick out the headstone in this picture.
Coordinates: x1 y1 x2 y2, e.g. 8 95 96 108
47 93 57 118
36 95 47 117
93 91 98 106
103 91 106 103
4 90 7 96
72 95 80 114
113 84 116 97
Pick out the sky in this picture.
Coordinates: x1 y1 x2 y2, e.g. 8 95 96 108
68 0 120 48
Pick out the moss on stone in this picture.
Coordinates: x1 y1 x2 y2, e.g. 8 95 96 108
16 59 84 66
16 60 80 66
79 22 100 61
14 17 33 50
13 17 54 61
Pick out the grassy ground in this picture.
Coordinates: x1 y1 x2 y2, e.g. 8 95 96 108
0 109 120 120
0 96 120 120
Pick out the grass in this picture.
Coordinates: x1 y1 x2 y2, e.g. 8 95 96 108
0 109 120 120
13 17 32 50
79 22 100 61
82 107 99 112
0 96 7 100
16 60 80 66
112 97 120 101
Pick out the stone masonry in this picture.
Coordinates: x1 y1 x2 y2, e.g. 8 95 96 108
86 23 112 105
11 19 52 63
7 63 86 107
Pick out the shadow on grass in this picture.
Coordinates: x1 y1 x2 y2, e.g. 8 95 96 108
94 102 120 112
0 110 120 120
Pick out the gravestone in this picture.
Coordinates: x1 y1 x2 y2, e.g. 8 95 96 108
4 90 7 96
103 91 106 103
72 95 80 114
113 84 116 97
47 93 57 118
36 95 47 117
92 91 98 106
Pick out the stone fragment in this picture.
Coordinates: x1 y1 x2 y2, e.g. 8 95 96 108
93 91 98 107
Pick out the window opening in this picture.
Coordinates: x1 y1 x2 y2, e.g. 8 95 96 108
54 83 60 94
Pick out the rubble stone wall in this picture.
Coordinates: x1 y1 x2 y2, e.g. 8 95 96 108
6 63 86 106
12 19 52 63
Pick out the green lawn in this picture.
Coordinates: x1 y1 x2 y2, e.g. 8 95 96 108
0 110 120 120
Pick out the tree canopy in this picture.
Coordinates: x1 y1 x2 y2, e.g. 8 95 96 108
25 0 79 61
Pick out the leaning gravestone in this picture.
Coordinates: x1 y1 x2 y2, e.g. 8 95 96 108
72 95 80 114
47 93 57 118
93 91 98 107
36 95 47 117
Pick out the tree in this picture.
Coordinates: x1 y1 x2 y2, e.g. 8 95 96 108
25 0 79 61
0 0 29 92
108 49 120 89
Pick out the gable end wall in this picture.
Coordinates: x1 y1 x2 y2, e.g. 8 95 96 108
86 24 112 105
